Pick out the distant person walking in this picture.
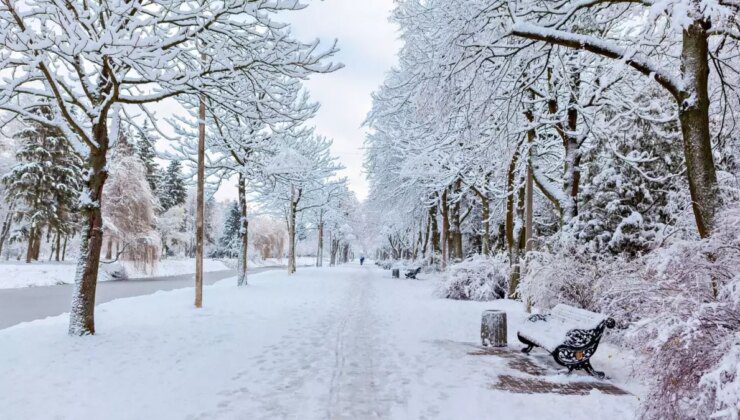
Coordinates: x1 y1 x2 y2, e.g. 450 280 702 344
360 256 365 266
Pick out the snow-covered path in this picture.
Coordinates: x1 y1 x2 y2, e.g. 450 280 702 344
0 265 639 419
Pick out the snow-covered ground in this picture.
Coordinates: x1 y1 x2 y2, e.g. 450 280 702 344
0 264 641 419
0 258 232 289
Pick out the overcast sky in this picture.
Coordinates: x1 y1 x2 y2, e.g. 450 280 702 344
282 0 401 201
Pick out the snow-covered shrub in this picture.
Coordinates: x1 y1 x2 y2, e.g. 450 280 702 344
601 206 740 419
101 262 128 281
438 254 509 301
519 247 624 312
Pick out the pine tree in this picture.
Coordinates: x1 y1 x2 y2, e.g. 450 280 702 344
133 121 161 194
1 107 83 261
216 201 241 257
567 114 684 257
159 161 187 211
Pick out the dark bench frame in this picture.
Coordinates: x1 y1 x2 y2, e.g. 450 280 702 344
405 267 422 279
518 314 616 379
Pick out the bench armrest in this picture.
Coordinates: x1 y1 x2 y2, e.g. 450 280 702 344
527 314 550 323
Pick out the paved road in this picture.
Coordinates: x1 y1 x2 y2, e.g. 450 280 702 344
0 266 284 330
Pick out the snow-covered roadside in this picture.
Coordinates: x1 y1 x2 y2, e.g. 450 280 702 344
0 265 641 419
0 258 231 289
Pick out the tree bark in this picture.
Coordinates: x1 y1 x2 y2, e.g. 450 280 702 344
678 21 717 238
62 234 67 261
25 227 35 263
237 173 249 286
471 188 490 256
440 190 449 269
106 236 113 260
429 204 440 263
69 144 108 336
287 187 298 274
316 216 324 268
451 180 463 261
0 202 14 257
195 83 206 308
31 226 41 261
421 211 431 259
55 229 61 262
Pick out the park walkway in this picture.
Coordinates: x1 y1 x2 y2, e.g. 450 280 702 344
0 264 638 419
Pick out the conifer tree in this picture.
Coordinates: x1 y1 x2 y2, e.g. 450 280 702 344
1 108 83 262
217 201 241 258
159 161 187 211
133 122 161 194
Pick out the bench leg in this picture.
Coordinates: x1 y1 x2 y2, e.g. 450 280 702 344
583 361 606 380
521 344 534 354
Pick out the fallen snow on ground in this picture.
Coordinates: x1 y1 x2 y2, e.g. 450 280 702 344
0 258 231 289
0 265 640 419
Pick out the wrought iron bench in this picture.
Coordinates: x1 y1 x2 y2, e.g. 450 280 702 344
517 304 615 379
405 267 422 279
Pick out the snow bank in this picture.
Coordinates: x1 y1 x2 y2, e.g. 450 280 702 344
0 258 231 289
0 265 640 419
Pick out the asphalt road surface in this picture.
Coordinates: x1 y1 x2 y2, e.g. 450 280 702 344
0 266 283 330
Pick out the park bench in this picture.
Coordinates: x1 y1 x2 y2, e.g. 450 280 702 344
517 304 616 379
405 267 422 279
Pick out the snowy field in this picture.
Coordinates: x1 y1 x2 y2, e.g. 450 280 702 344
0 259 231 289
0 264 640 419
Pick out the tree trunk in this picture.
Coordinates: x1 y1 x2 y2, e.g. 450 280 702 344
440 190 449 269
0 202 14 257
316 217 324 267
69 145 108 336
525 108 535 253
106 236 113 260
330 234 338 266
678 21 717 238
194 85 206 308
429 205 439 263
25 227 35 263
451 180 463 261
32 227 42 260
55 229 61 262
481 195 490 255
421 212 431 259
62 234 68 261
287 188 297 274
237 173 249 286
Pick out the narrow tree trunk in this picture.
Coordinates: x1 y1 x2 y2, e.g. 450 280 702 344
287 188 297 274
525 110 535 253
55 229 61 262
62 234 68 261
106 236 113 260
237 173 249 286
32 227 42 260
25 227 35 263
481 195 490 255
316 217 324 268
429 204 439 263
69 144 108 336
440 190 449 269
678 21 717 238
0 202 15 257
509 182 527 298
421 212 431 259
330 234 338 266
195 82 206 308
49 232 55 262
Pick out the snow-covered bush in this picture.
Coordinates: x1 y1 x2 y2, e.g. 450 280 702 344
438 254 509 301
519 247 624 312
600 206 740 419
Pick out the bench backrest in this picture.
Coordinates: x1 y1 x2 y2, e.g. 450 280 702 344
550 304 606 330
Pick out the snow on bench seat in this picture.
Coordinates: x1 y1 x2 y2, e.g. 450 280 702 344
517 304 607 352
